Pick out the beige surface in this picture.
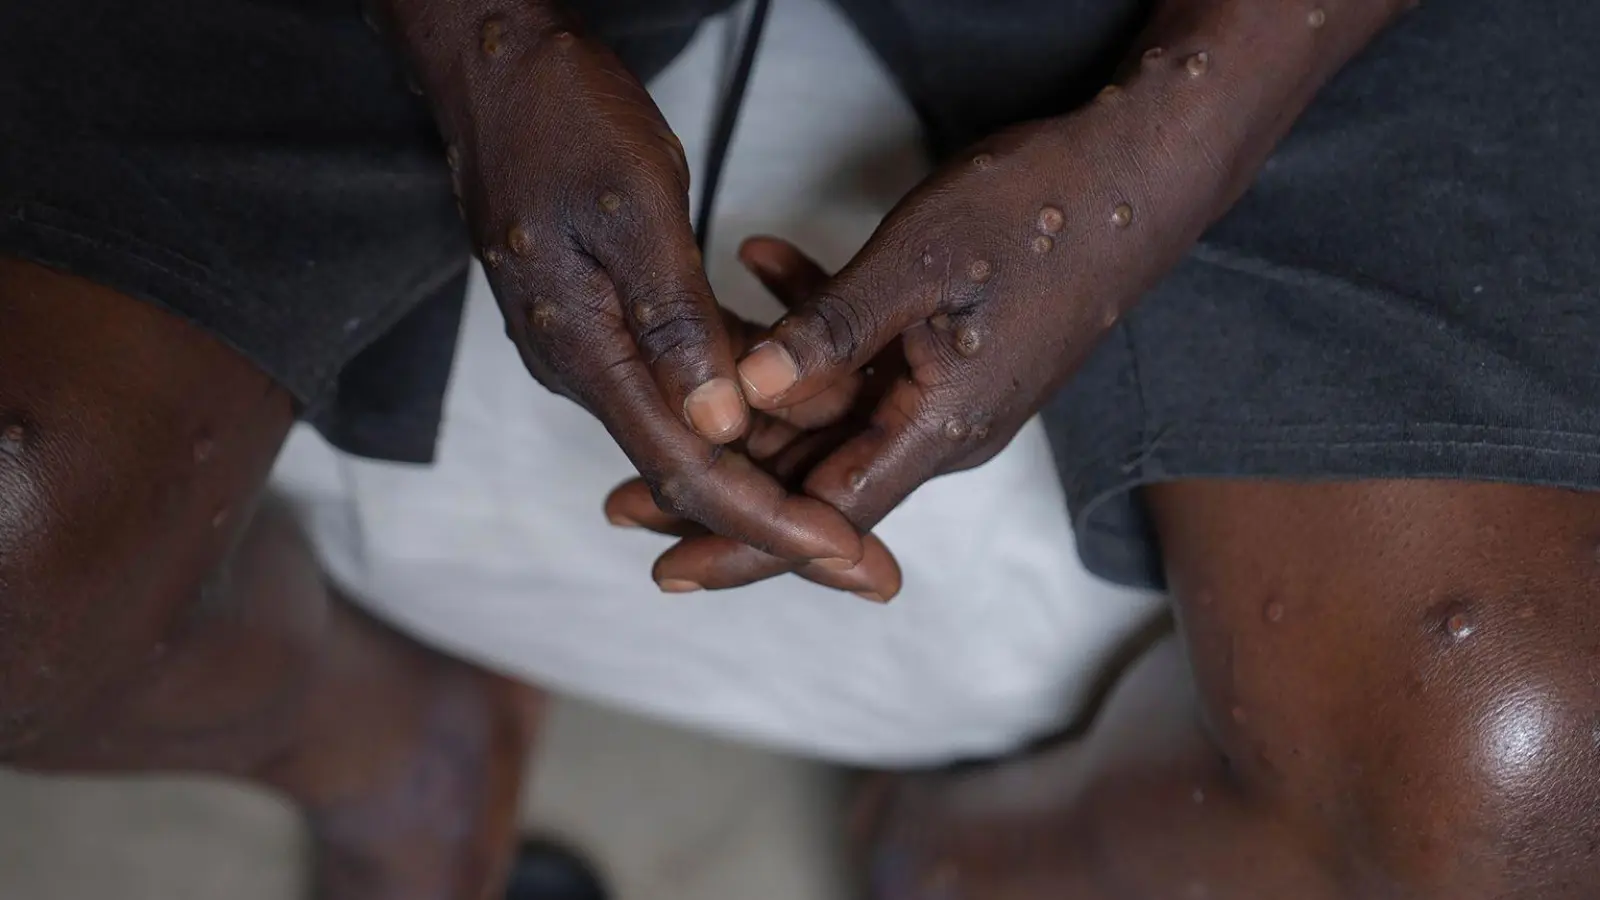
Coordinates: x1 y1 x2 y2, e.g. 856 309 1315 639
0 697 847 900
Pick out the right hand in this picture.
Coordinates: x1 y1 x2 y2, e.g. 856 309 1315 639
399 3 863 567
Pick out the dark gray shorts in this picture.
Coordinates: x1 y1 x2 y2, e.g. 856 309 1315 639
3 0 1595 588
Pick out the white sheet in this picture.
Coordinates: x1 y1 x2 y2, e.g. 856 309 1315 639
270 0 1163 767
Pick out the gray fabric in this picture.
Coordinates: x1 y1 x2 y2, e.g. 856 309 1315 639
1044 0 1600 587
0 0 726 463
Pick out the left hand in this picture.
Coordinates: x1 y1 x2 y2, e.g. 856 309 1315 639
648 98 1229 592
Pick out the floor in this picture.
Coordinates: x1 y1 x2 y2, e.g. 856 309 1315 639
0 697 850 899
0 695 851 896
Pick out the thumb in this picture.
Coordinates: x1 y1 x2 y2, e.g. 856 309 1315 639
735 232 953 411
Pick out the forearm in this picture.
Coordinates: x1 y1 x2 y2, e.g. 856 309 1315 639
369 0 580 107
1129 0 1413 205
1024 0 1414 322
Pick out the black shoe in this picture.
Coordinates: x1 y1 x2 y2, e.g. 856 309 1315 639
504 839 610 900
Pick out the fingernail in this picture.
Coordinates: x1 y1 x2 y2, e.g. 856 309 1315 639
684 377 745 440
814 557 857 572
606 512 640 528
659 579 703 594
739 342 798 403
855 591 889 604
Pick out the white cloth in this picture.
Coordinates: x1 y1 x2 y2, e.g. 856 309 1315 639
270 0 1162 768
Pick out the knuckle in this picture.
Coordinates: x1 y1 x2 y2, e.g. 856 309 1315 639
649 473 697 519
631 299 714 367
804 292 874 366
647 453 719 521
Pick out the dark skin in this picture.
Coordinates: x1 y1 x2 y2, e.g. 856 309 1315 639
862 481 1600 899
607 237 907 599
0 259 539 900
8 2 1600 900
607 3 1600 895
627 0 1416 595
376 0 866 573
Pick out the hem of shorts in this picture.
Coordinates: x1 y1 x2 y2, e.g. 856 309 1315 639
0 203 328 405
1069 420 1600 590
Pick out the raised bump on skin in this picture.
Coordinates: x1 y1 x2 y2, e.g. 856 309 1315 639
954 326 982 357
1185 51 1211 77
943 419 971 441
481 18 507 57
631 300 659 328
929 313 953 331
446 144 460 172
1037 206 1065 234
967 259 993 283
1 423 25 448
598 191 623 214
1032 235 1054 254
484 246 505 268
921 251 935 268
530 301 555 331
972 422 990 441
1098 84 1121 100
508 224 533 257
972 153 994 169
1111 203 1134 228
1308 8 1328 28
1143 46 1165 64
193 437 216 464
847 468 868 491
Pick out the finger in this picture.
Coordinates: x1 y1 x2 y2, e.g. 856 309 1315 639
739 236 830 307
802 374 965 532
589 194 749 444
761 375 864 430
653 533 903 601
605 478 704 537
567 322 863 564
744 416 805 462
737 235 972 411
736 237 879 428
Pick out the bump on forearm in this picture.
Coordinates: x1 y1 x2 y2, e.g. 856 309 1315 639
371 0 578 96
1110 0 1416 213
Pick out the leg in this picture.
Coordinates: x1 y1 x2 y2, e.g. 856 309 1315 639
869 479 1600 899
0 258 539 900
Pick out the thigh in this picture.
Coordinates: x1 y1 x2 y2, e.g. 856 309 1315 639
1148 478 1600 896
0 258 293 756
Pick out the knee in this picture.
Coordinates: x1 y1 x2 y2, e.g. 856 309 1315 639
1280 590 1600 898
0 262 294 759
0 410 234 759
